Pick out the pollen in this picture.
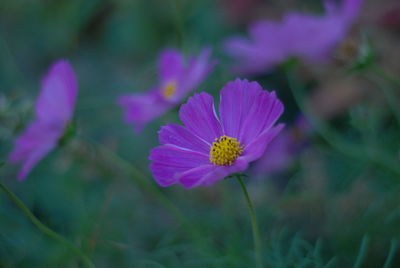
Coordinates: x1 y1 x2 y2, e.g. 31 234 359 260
209 135 243 166
162 80 177 99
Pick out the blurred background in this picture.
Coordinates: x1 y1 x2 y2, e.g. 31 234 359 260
1 0 400 267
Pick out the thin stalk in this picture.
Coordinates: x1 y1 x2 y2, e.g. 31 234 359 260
236 175 263 268
0 183 95 268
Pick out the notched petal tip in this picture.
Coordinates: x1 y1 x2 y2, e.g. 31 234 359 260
179 92 212 113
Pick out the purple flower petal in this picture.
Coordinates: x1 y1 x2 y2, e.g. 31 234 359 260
282 12 346 62
159 123 210 154
8 60 78 180
149 144 209 186
150 162 186 187
118 90 169 133
158 49 185 82
242 124 285 163
249 21 281 44
248 21 289 62
179 92 223 143
36 60 78 123
221 80 284 145
219 79 263 138
223 37 257 59
8 121 64 180
198 157 249 186
178 48 216 96
223 36 280 75
177 158 248 188
341 0 363 22
223 0 363 74
223 21 288 75
240 90 283 145
177 165 217 188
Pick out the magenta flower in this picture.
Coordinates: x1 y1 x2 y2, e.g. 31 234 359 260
8 60 78 180
118 48 215 132
149 79 284 188
223 0 363 74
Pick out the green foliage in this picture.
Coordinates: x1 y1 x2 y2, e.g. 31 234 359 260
1 0 400 267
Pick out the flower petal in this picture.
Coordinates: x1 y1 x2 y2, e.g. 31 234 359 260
178 48 215 96
223 21 288 75
8 121 63 180
118 90 169 133
341 0 363 23
36 60 78 123
149 144 209 187
282 12 345 62
239 89 284 146
177 165 217 188
200 157 249 186
222 0 363 75
177 157 248 188
242 124 285 163
16 142 55 181
223 37 276 75
249 20 283 45
158 49 185 82
219 79 284 145
179 92 223 143
159 123 210 153
219 79 263 138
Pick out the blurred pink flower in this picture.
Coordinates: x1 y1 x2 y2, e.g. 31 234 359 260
8 60 78 180
223 0 363 74
118 48 215 133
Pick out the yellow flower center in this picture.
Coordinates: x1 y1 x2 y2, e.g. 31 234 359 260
209 135 243 166
162 80 177 99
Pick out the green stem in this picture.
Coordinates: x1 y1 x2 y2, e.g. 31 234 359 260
236 175 263 268
0 183 95 268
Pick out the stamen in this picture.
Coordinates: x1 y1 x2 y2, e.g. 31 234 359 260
209 135 243 166
162 80 177 99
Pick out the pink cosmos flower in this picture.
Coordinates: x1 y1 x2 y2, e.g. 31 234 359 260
223 0 363 74
118 48 215 132
149 79 284 188
8 60 78 180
